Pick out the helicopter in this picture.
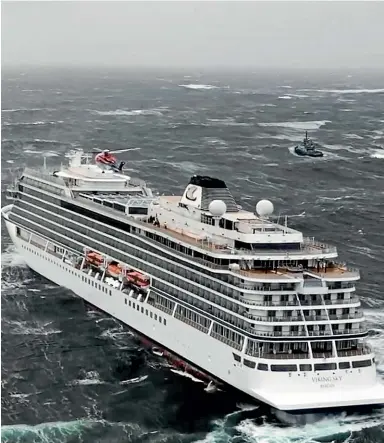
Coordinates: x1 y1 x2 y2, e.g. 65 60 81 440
90 147 140 173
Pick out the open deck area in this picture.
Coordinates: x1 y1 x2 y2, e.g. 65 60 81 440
143 220 337 258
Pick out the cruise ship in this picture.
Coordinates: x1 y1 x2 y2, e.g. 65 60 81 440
2 149 384 415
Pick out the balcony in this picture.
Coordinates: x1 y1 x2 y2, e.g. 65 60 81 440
241 298 299 307
304 315 329 322
306 265 360 280
246 314 303 323
337 345 373 357
332 327 368 336
323 297 360 305
328 312 364 321
250 329 307 338
247 351 310 360
307 331 333 338
239 284 297 293
298 297 360 307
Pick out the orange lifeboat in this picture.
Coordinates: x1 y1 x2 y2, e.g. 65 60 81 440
107 262 123 278
86 251 103 266
126 271 150 288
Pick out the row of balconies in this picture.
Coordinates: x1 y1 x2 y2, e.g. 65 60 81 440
244 312 364 323
241 295 360 307
246 344 372 360
247 325 367 338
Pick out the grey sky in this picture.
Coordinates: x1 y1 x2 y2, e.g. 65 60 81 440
2 1 384 69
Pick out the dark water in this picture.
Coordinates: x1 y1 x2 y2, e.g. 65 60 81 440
1 68 384 443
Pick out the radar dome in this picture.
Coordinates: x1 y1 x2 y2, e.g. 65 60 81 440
209 200 227 217
256 199 274 217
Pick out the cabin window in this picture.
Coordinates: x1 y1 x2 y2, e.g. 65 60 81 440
314 363 337 371
128 207 148 215
339 362 350 369
232 353 241 362
352 359 371 368
257 363 268 371
299 364 312 371
243 359 256 369
270 364 297 372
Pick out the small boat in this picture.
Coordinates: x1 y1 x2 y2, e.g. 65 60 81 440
294 132 324 157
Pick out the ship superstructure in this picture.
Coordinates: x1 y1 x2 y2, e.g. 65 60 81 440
2 150 384 413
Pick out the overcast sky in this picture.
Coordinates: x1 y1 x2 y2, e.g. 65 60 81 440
2 1 384 69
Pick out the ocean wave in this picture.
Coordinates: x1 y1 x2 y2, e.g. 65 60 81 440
278 95 292 100
344 133 364 140
2 107 55 113
236 410 384 443
120 375 148 385
300 88 384 94
4 320 62 336
370 149 384 159
70 371 105 386
3 120 64 127
207 118 251 127
90 108 164 116
1 246 27 269
179 84 219 90
259 120 330 130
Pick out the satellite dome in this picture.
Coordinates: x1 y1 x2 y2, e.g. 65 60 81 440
256 199 274 217
209 200 227 217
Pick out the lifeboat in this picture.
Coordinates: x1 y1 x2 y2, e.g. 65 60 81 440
126 271 150 288
86 251 103 266
106 261 123 278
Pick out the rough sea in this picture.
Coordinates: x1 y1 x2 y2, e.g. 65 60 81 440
1 68 384 443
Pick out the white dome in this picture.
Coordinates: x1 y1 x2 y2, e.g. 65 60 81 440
209 200 227 217
256 199 274 217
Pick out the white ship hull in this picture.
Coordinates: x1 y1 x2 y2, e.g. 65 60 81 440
3 205 384 413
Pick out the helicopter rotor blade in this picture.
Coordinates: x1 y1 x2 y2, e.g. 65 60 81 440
109 148 140 154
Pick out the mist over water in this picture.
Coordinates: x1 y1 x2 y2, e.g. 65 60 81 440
1 68 384 443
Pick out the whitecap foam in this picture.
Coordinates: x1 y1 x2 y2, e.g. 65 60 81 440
207 118 251 127
301 88 384 94
90 108 164 116
278 95 292 100
120 375 148 385
2 107 55 113
236 410 384 443
179 84 218 90
370 149 384 159
1 246 27 268
170 369 205 384
3 120 63 126
71 371 104 386
259 120 330 131
344 133 363 140
5 320 62 336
